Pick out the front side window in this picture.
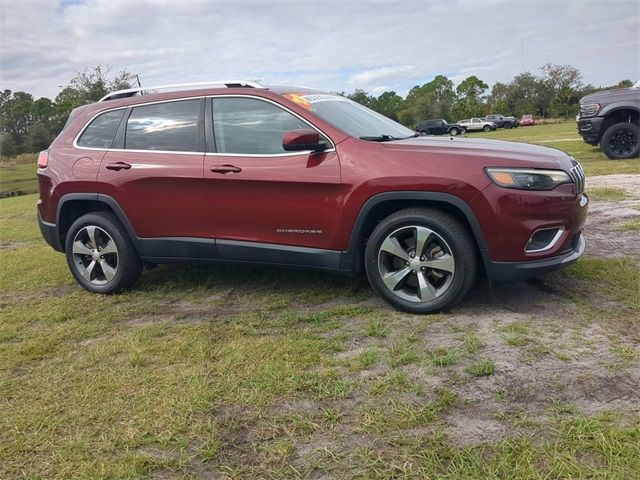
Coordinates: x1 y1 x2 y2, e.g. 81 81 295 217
125 99 199 152
282 92 413 141
212 97 325 155
77 109 125 148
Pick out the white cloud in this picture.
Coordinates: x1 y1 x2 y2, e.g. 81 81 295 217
348 66 418 86
0 0 638 99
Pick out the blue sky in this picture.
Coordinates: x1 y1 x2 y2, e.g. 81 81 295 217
1 0 639 99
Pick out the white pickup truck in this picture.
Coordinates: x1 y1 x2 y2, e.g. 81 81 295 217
458 118 497 132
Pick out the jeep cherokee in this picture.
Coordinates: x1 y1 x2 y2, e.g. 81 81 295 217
37 80 588 313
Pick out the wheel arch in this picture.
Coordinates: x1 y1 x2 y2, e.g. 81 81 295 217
600 106 640 130
56 193 139 252
340 192 490 274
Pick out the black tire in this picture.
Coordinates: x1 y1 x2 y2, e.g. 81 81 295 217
449 127 459 136
420 130 429 135
483 125 491 132
364 207 477 314
65 212 142 294
461 127 467 134
600 122 640 159
504 122 512 129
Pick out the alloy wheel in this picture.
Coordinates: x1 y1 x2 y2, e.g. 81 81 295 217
609 129 637 156
377 225 455 303
72 225 119 285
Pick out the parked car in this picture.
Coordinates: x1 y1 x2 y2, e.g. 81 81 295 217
416 119 464 136
37 80 587 314
520 115 535 126
457 118 497 132
576 81 639 159
485 114 519 129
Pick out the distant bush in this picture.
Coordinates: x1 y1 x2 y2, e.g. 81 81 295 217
0 153 37 165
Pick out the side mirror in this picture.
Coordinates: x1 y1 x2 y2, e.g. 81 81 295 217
282 129 327 152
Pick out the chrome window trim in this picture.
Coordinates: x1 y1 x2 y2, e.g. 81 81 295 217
73 96 205 152
206 94 336 157
72 94 336 157
524 227 565 253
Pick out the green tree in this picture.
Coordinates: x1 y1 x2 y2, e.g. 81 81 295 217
370 91 404 121
453 76 488 119
347 89 374 108
24 123 54 153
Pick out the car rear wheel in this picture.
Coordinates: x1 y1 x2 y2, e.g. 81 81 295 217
483 125 491 132
601 123 640 159
364 208 477 313
65 212 142 294
449 127 459 136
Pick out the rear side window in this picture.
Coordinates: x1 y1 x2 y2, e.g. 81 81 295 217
125 100 200 152
212 97 321 155
77 109 125 148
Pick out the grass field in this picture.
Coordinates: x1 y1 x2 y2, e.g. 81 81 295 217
1 123 639 478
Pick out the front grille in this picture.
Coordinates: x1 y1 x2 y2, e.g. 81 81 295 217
569 159 585 195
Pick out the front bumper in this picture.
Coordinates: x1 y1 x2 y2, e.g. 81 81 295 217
485 233 585 281
577 116 604 144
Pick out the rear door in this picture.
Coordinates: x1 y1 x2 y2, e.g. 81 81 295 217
203 95 343 256
98 98 209 239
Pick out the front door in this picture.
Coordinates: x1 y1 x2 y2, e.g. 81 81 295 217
203 96 343 262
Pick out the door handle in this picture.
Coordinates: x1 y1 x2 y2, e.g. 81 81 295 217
210 164 242 174
105 162 132 171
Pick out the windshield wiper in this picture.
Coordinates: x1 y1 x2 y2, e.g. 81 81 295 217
360 133 419 142
359 135 397 142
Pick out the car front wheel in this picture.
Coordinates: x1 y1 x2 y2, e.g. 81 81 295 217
364 208 477 313
449 127 459 136
65 212 142 294
504 122 512 129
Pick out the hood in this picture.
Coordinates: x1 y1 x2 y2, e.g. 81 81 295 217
381 136 573 170
580 87 640 104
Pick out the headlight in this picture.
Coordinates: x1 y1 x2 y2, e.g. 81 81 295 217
579 102 600 117
486 168 572 191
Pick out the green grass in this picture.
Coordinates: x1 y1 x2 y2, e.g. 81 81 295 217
0 154 38 197
587 186 630 201
479 121 640 176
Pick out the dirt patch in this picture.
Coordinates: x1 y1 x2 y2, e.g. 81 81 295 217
584 175 640 258
588 174 640 197
0 241 30 250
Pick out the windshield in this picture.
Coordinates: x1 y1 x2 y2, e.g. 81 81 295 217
283 93 414 140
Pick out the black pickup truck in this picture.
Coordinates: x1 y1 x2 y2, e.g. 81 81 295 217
485 114 519 129
577 82 639 159
416 119 464 136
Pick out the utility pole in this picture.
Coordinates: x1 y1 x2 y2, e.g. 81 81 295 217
521 39 524 72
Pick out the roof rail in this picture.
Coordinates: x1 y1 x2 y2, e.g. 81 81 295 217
98 80 265 102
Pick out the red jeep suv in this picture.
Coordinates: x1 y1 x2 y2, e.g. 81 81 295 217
37 80 587 313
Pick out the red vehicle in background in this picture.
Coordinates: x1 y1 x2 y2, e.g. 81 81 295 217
520 114 535 126
37 80 587 313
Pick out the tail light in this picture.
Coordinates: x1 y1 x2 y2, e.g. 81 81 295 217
37 150 48 168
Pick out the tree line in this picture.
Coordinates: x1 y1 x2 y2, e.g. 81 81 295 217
344 64 632 128
0 64 634 157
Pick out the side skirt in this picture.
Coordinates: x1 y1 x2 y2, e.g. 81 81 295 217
137 237 348 273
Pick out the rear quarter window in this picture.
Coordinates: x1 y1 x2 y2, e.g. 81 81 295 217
77 109 125 149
